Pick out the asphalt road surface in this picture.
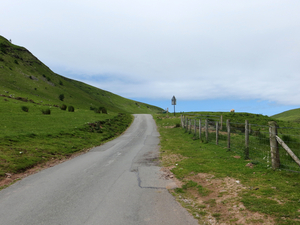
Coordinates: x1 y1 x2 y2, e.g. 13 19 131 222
0 114 198 225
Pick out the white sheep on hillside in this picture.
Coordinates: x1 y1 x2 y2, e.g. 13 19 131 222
230 109 235 113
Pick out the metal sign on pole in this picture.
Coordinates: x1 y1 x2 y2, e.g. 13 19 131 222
171 96 176 116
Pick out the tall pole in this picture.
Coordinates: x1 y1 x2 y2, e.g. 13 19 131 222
174 105 175 116
171 96 176 117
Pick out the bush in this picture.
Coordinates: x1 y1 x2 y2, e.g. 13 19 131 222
0 43 7 54
21 106 29 112
68 106 75 112
59 94 64 101
101 107 107 114
42 109 51 115
60 104 67 110
94 106 107 114
59 80 63 86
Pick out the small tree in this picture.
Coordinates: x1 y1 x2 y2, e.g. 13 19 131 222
59 94 64 101
60 104 67 110
21 106 29 112
101 107 107 114
68 106 75 112
42 109 51 115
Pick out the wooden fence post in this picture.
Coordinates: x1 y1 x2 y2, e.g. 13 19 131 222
186 117 188 131
181 115 184 127
245 120 249 159
216 121 219 145
199 119 202 140
189 119 192 134
194 119 196 136
220 115 223 130
227 119 230 150
205 119 208 142
269 121 280 170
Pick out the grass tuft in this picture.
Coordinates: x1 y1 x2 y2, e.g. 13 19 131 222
41 109 51 114
21 106 29 112
60 104 67 110
68 106 75 112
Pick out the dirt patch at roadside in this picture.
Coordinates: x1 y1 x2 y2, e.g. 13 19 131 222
162 168 275 224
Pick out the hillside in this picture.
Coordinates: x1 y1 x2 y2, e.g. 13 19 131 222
272 108 300 122
0 35 162 114
0 35 163 180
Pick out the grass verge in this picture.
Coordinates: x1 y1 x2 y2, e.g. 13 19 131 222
155 114 300 225
0 99 133 181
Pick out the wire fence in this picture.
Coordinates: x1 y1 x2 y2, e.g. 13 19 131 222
181 115 300 172
277 126 300 172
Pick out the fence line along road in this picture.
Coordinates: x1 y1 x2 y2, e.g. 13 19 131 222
181 115 300 172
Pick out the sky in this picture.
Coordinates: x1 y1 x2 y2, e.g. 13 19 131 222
1 0 300 116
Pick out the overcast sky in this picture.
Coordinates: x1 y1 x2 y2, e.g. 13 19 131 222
2 0 300 115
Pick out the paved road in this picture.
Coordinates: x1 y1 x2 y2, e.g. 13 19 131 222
0 114 198 225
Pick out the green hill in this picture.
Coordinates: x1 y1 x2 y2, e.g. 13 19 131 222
0 35 162 180
271 108 300 122
0 35 162 114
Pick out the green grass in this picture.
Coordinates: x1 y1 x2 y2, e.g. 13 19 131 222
0 34 162 181
181 112 300 172
272 108 300 122
0 34 161 174
0 98 133 176
155 114 300 224
0 35 162 114
0 99 115 138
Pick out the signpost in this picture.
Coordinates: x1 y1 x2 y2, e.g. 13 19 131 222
171 96 176 116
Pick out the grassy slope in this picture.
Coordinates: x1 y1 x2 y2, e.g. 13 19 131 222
0 35 162 114
0 35 162 179
272 108 300 122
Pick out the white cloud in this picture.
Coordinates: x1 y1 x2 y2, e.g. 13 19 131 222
2 0 300 107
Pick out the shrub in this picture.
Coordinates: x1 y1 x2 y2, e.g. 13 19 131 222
60 104 67 110
101 107 107 114
0 43 7 54
68 106 75 112
94 106 107 114
21 106 29 112
42 109 51 115
14 59 18 64
59 94 64 101
59 80 63 85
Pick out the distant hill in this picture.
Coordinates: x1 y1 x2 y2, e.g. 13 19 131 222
0 35 162 114
271 108 300 122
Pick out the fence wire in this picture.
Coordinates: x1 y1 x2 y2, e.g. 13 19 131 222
181 116 300 172
277 127 300 172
